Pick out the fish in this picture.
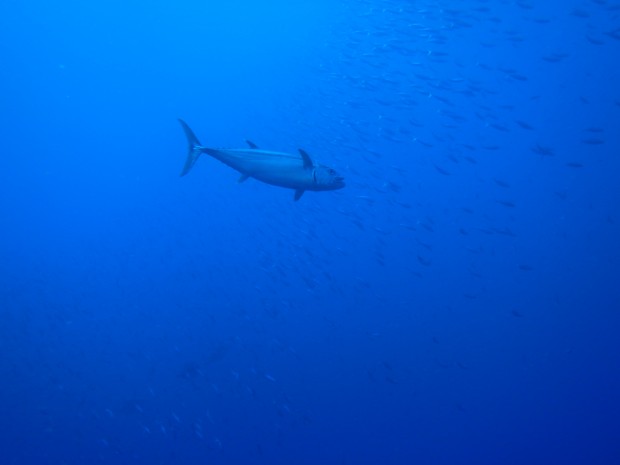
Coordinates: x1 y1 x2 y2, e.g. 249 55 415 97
178 119 345 201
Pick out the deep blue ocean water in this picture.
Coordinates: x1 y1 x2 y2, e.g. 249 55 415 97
1 0 619 464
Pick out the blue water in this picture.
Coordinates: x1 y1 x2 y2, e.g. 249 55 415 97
1 0 619 463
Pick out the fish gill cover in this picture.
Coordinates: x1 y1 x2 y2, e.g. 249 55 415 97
0 0 619 464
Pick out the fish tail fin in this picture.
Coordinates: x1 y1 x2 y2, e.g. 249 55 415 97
178 119 203 176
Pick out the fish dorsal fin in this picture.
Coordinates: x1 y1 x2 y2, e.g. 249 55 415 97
246 140 259 149
238 174 250 183
294 189 305 201
299 149 313 169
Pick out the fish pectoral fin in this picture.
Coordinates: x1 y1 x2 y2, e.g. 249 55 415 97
294 189 305 201
246 140 259 149
238 174 250 183
298 149 314 169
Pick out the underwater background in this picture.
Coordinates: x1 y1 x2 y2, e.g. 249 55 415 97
1 0 619 464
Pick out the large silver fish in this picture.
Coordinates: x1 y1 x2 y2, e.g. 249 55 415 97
178 119 345 201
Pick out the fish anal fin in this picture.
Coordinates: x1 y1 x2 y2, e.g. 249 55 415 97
299 149 313 169
246 140 259 149
294 189 305 201
238 174 250 183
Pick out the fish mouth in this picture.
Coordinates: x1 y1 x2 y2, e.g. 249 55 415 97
334 177 346 188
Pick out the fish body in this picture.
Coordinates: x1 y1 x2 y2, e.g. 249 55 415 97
178 119 345 200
